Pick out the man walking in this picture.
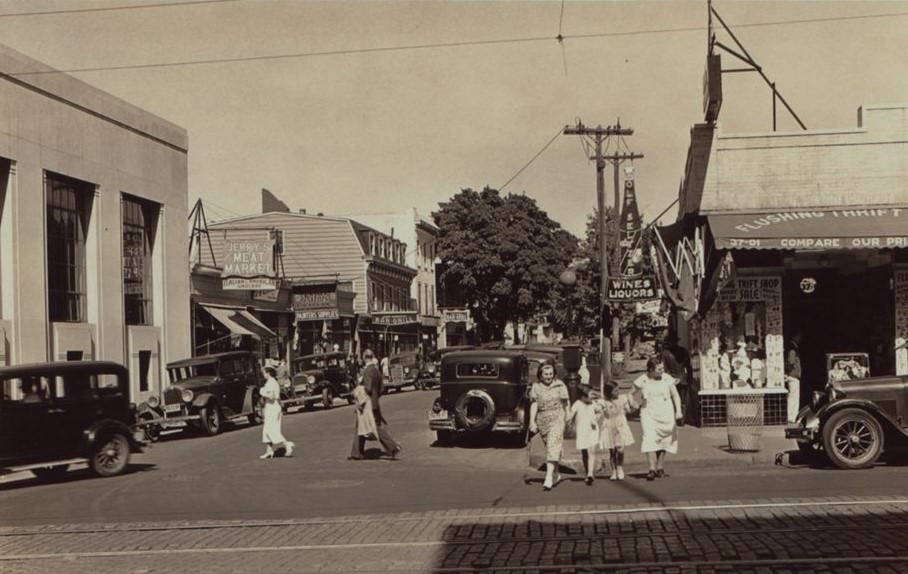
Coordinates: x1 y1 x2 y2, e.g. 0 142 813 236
349 349 402 460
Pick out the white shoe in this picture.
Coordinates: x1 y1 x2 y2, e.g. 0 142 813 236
617 468 625 481
609 470 618 481
259 449 274 460
285 442 295 457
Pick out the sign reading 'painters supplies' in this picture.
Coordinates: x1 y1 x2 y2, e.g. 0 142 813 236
709 208 908 250
607 276 657 301
221 238 276 290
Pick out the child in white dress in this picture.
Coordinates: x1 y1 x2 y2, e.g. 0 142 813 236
597 382 637 481
567 385 602 485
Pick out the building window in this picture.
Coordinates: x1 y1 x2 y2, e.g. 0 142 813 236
429 286 435 315
122 195 159 326
46 173 93 323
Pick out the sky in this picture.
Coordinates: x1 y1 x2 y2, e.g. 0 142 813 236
1 0 906 237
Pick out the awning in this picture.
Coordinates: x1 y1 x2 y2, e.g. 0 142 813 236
708 208 908 250
199 305 276 339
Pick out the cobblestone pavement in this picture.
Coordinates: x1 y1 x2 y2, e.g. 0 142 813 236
2 496 908 573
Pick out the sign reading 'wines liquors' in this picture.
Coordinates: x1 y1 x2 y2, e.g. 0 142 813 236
607 276 657 301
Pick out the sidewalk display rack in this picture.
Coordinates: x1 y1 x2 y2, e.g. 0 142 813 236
699 387 786 427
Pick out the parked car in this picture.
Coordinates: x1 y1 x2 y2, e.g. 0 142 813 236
385 351 422 393
785 374 908 469
429 350 530 446
282 351 355 411
419 346 475 390
136 351 263 439
0 361 141 480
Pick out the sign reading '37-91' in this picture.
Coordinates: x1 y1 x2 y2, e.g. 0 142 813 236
607 276 657 301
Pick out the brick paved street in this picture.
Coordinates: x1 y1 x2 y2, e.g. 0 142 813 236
2 497 908 573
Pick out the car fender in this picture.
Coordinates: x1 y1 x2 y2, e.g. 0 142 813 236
242 386 260 413
191 392 218 410
82 419 142 455
818 398 905 437
135 402 164 420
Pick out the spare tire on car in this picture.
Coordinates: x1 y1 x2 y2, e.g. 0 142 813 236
454 389 496 432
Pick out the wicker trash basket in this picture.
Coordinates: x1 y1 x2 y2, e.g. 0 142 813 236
726 392 764 452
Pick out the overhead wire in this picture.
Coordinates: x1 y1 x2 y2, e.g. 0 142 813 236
7 10 908 76
0 0 242 19
498 126 563 191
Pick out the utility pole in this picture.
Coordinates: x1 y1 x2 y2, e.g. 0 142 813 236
563 120 641 393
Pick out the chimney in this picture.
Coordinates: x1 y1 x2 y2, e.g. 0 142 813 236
261 188 291 213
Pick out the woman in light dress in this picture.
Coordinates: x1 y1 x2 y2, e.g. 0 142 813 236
633 356 683 480
528 363 570 491
259 367 295 459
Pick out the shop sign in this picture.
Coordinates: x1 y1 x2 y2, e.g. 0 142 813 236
252 288 280 302
224 277 278 290
606 276 657 301
293 289 337 310
442 309 470 324
222 237 276 290
718 277 781 302
295 309 339 321
373 313 418 326
421 316 440 328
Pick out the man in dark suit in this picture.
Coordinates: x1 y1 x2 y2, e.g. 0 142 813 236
349 349 402 460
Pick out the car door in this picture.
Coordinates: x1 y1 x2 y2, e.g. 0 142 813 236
47 372 102 456
0 376 54 464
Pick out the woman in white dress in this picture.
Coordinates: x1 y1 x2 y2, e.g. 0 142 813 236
259 367 295 459
633 356 683 481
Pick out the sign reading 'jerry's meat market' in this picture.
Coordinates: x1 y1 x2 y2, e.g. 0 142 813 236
710 208 908 250
221 238 276 290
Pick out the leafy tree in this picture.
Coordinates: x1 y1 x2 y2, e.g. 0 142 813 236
433 187 578 343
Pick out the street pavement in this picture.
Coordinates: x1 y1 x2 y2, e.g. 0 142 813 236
3 377 908 572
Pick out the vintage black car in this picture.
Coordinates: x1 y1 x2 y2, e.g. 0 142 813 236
136 351 263 439
282 352 354 411
0 361 141 480
419 346 476 390
429 350 530 446
785 374 908 469
385 350 423 393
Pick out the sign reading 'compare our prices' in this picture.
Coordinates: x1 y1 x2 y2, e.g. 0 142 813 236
607 276 657 301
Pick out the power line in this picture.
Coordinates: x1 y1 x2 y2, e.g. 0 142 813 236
499 126 563 192
0 0 242 19
9 10 908 76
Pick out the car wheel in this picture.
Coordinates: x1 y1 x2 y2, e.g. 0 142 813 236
32 465 69 481
89 433 130 477
453 391 496 432
822 408 884 470
322 388 333 410
140 413 161 443
436 430 456 446
200 403 222 436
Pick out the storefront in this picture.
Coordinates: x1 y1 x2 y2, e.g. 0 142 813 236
659 211 908 427
291 281 356 356
366 312 420 357
440 308 473 347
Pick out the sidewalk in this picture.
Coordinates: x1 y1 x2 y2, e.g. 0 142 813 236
530 363 797 473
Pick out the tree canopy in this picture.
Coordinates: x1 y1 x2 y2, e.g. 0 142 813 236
432 187 578 343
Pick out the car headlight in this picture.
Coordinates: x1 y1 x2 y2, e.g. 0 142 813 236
428 365 436 373
811 390 825 410
404 367 411 375
307 375 316 384
181 389 194 403
147 395 159 408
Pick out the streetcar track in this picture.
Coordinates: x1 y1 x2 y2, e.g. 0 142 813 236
1 520 906 559
2 497 906 537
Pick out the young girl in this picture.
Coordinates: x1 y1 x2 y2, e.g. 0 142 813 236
597 382 637 480
566 384 602 485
